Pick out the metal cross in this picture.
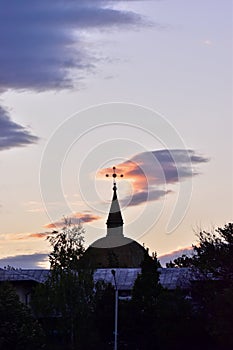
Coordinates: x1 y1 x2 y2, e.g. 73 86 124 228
105 166 124 184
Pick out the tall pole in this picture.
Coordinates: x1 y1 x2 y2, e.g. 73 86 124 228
111 270 118 350
114 288 118 350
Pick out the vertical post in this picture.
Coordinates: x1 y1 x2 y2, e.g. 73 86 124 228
111 270 118 350
114 288 118 350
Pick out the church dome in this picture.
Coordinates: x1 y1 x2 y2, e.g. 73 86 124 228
83 236 146 268
81 167 147 268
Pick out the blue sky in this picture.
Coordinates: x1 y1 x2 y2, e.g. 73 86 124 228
0 0 232 268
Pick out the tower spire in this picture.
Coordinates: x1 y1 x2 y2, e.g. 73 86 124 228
105 167 124 235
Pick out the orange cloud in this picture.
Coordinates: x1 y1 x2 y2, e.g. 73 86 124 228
7 232 49 241
99 160 148 193
28 232 48 239
98 149 209 207
99 159 167 207
45 223 57 229
44 212 101 229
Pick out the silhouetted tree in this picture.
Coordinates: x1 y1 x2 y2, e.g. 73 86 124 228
121 251 162 349
166 254 194 268
93 280 115 349
32 219 94 349
132 250 162 309
156 288 212 350
193 223 233 282
167 223 233 280
48 217 85 271
0 282 44 350
166 223 233 349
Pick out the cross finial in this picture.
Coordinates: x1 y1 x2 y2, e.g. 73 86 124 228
105 166 124 185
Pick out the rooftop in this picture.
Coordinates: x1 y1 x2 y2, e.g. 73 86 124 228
0 267 191 290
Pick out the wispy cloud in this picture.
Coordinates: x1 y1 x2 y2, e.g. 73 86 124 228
28 233 48 239
0 1 149 152
0 106 38 151
44 212 101 229
23 201 45 213
100 149 209 207
0 0 147 92
5 232 49 241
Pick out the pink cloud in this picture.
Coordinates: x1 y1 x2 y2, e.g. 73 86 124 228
7 232 49 241
99 149 209 207
44 212 101 229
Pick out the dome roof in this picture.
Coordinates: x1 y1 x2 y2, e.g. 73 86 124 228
81 168 147 268
82 236 146 268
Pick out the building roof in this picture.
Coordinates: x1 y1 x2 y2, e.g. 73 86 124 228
0 267 192 290
0 268 49 283
94 268 192 290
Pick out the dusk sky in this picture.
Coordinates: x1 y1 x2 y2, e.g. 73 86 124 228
0 0 232 268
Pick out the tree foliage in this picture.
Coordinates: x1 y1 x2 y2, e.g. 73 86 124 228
167 223 233 279
119 250 202 350
30 222 233 349
32 219 95 349
122 251 162 349
48 218 85 271
0 282 44 350
166 254 194 268
193 223 233 280
166 223 233 349
132 250 162 310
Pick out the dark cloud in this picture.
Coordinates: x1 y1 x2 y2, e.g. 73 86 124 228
0 2 149 151
0 253 48 269
0 0 146 91
0 106 39 151
131 149 209 185
122 189 173 207
102 149 209 207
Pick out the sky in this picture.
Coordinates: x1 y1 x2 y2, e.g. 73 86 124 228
0 0 232 268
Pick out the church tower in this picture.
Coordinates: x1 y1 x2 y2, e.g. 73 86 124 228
80 167 147 268
106 166 124 238
106 182 124 236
